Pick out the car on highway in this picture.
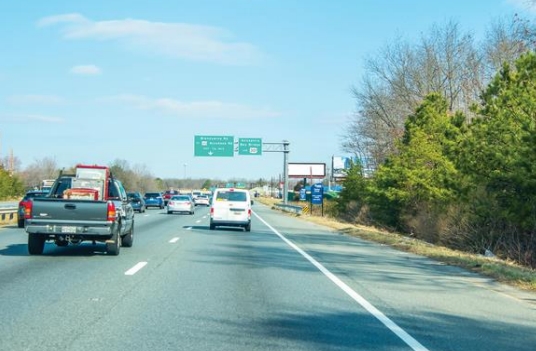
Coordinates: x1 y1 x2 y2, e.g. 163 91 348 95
193 194 210 206
209 188 252 231
167 195 195 215
163 189 180 205
127 192 146 213
144 192 165 209
17 190 49 228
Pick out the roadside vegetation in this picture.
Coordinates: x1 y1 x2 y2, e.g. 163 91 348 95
330 16 536 273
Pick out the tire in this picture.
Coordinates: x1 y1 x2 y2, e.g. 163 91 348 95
190 211 194 215
167 210 172 214
245 222 251 232
28 234 45 255
122 223 134 248
106 231 121 256
209 221 215 230
17 218 24 228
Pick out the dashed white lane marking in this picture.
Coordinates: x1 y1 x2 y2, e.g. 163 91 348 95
124 261 148 276
169 237 180 243
253 212 430 351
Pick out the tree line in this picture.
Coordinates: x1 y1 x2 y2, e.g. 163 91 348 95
0 157 271 200
337 16 536 268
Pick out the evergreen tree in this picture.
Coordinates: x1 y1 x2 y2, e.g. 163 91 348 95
368 93 463 229
460 52 536 231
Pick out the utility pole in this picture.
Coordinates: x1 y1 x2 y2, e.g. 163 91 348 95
263 140 290 204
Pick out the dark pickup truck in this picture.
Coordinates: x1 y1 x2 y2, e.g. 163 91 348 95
24 165 135 256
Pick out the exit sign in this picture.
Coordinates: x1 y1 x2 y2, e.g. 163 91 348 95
238 138 262 155
194 135 234 157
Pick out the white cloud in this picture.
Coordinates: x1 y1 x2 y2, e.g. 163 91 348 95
104 94 280 119
507 0 536 13
37 13 263 65
7 94 65 105
37 13 88 27
70 64 102 75
0 114 64 123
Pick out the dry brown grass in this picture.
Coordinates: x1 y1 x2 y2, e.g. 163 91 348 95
256 197 536 292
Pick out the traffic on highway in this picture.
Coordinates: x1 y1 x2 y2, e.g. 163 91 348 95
1 201 535 351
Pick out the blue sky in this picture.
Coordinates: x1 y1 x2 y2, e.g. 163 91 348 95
0 0 533 180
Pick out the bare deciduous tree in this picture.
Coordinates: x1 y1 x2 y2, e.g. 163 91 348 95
18 157 60 189
343 17 533 167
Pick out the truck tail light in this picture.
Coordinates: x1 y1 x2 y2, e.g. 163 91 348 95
248 209 251 216
107 201 116 221
23 201 32 219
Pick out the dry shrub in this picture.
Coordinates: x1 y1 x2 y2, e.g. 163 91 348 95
440 204 536 268
333 200 372 225
400 205 445 244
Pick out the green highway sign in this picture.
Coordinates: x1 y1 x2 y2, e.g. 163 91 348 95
194 135 235 157
238 138 262 155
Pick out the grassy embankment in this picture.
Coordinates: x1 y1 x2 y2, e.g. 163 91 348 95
256 197 536 292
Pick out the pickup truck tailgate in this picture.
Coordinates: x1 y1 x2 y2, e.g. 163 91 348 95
29 198 109 222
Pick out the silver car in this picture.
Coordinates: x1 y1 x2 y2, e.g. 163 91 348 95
167 195 195 215
194 194 210 206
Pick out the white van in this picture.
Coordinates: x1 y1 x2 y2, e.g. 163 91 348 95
209 188 252 231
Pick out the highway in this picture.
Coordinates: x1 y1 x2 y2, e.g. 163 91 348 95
0 202 535 351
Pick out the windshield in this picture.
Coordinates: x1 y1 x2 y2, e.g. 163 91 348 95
171 195 190 201
216 191 247 202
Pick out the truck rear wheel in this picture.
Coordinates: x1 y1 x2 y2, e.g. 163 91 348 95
106 231 121 256
28 234 45 255
122 223 134 248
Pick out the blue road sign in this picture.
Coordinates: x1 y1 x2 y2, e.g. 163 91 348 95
311 183 323 205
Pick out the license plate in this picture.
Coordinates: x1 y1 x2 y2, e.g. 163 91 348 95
61 226 77 233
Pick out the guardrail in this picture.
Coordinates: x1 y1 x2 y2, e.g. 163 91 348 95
0 207 17 224
273 203 303 215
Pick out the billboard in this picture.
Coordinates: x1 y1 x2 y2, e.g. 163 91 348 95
332 156 352 180
288 163 326 179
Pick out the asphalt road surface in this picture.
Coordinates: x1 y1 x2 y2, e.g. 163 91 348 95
0 202 535 351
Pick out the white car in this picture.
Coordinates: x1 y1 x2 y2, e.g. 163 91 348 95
167 195 195 215
209 188 252 231
194 194 210 206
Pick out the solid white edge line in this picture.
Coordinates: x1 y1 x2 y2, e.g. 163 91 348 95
253 212 430 351
124 261 148 276
169 237 180 243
